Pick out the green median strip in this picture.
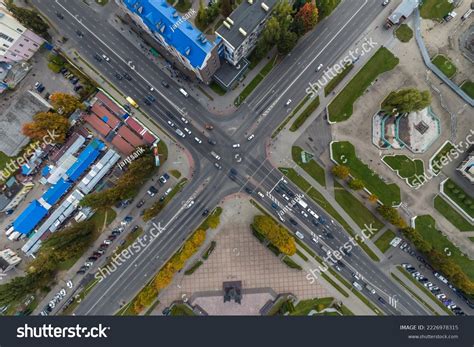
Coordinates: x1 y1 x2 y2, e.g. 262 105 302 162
397 266 453 315
289 96 320 132
391 273 439 315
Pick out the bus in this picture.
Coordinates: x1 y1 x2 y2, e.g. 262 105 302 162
126 96 138 108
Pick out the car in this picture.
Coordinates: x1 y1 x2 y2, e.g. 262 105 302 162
214 162 222 170
419 278 429 284
93 252 103 258
208 139 217 145
136 199 145 208
144 98 151 106
365 284 376 295
202 209 210 217
257 191 265 199
175 129 186 138
352 272 361 281
247 134 255 141
149 86 155 92
76 269 86 275
180 117 189 124
159 175 168 185
107 235 117 241
436 293 446 300
115 72 123 80
194 137 202 144
447 304 457 310
271 203 278 210
412 271 421 278
295 231 304 240
123 73 132 81
301 210 309 218
103 239 112 245
185 200 195 209
167 120 176 128
245 187 253 194
71 77 80 84
84 261 94 267
424 282 434 288
56 11 64 19
325 232 335 240
282 194 290 201
406 267 416 273
148 186 158 197
131 225 140 233
205 124 214 130
312 219 319 226
285 99 292 107
161 80 169 88
74 85 83 92
232 143 241 149
289 218 298 226
184 127 192 135
316 63 324 71
401 263 413 269
353 282 363 291
378 297 386 304
312 237 319 244
101 54 110 62
87 256 97 262
382 0 390 6
147 94 155 102
99 243 109 250
76 30 84 37
34 81 41 89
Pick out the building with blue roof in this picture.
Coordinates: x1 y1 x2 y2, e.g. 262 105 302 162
66 139 105 182
40 178 72 208
13 200 48 235
117 0 222 83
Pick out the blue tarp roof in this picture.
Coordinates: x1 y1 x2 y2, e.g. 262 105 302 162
21 164 32 175
123 0 215 69
42 178 72 206
13 200 48 234
66 139 104 182
42 166 51 177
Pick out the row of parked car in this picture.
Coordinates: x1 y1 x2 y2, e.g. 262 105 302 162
402 263 465 316
40 280 73 316
59 67 84 93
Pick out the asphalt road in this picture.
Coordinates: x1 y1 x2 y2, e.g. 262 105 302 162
31 0 430 316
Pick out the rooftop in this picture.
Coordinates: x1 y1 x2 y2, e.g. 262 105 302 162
122 0 215 69
388 0 420 25
216 0 278 49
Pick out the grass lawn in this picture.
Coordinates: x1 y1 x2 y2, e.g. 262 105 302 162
430 142 454 175
209 81 226 96
291 297 334 315
290 96 320 131
282 256 303 270
415 215 474 281
0 151 12 180
432 55 457 79
328 47 399 123
420 0 454 20
174 0 192 12
234 55 278 106
374 229 396 253
170 304 195 316
292 146 326 187
334 181 384 233
383 155 425 187
184 260 203 275
434 196 473 232
169 169 181 179
324 63 354 96
395 24 413 42
443 179 474 219
470 237 474 242
332 141 401 205
461 81 474 99
280 168 380 262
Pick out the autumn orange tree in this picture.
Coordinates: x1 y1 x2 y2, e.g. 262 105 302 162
331 165 350 180
50 92 83 115
295 2 319 33
22 111 69 143
252 215 296 255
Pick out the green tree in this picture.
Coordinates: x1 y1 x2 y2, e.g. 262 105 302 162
382 88 432 115
277 30 298 54
220 0 232 16
4 0 50 39
316 0 341 18
377 205 406 228
348 178 365 191
331 165 350 180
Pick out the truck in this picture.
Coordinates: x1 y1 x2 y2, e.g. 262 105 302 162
126 96 138 108
297 199 308 209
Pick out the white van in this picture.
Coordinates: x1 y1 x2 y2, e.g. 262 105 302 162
295 231 304 240
5 226 15 236
8 231 21 241
353 282 363 291
179 88 189 98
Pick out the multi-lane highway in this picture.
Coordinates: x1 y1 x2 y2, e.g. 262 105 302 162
31 0 431 315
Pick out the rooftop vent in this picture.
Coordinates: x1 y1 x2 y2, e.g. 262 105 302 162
226 17 234 25
185 47 191 56
239 27 247 36
223 21 231 29
261 2 269 11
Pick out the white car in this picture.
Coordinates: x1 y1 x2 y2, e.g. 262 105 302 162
316 63 323 71
101 54 110 62
301 210 309 218
175 129 186 138
185 200 195 209
436 293 446 300
180 117 189 124
311 237 319 244
103 240 112 245
295 231 304 240
167 120 175 128
285 99 292 106
194 137 202 144
247 134 255 141
257 191 265 199
282 194 290 201
84 261 94 267
184 127 192 135
232 143 241 149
